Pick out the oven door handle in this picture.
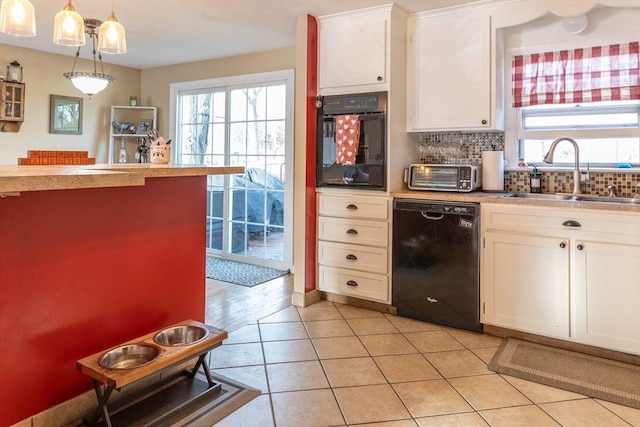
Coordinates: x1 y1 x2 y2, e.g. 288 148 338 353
421 212 444 220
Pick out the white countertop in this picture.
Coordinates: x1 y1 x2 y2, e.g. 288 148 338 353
0 164 245 194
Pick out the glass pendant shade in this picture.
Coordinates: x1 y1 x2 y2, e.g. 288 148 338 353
0 0 36 36
65 73 114 97
53 1 85 46
98 12 127 54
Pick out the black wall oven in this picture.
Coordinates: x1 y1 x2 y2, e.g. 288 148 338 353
316 92 387 190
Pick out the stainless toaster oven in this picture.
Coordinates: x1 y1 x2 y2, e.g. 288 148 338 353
405 164 482 192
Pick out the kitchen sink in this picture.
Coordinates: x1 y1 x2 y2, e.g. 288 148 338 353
503 193 640 205
502 193 575 201
573 195 640 205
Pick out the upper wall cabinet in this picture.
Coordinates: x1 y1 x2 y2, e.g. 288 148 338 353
0 81 25 132
318 5 395 93
407 10 504 132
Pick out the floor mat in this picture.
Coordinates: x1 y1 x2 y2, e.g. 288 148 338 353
488 338 640 409
206 257 288 287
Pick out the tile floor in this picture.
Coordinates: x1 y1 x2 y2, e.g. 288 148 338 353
208 300 640 427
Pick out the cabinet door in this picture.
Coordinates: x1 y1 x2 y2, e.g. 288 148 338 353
408 13 491 130
482 231 570 338
573 240 640 355
319 16 387 89
0 83 24 121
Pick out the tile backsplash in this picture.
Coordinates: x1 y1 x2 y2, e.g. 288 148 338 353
415 131 640 198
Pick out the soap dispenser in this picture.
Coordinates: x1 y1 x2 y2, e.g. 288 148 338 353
530 166 542 193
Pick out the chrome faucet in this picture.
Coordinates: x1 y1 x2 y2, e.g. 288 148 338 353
543 137 582 194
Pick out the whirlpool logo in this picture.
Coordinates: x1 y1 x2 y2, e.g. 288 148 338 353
458 218 474 229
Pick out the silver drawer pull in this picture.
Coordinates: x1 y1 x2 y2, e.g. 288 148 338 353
562 220 581 227
346 280 358 287
346 204 358 210
346 229 358 235
346 254 358 261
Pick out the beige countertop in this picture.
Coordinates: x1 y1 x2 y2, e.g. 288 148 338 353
391 190 640 213
0 164 245 194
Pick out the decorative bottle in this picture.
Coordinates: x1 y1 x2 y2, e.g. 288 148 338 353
118 137 128 163
530 166 542 193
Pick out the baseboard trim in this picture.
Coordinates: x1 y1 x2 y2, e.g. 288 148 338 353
320 291 396 314
291 289 322 307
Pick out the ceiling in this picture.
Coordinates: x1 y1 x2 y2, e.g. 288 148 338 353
0 0 479 69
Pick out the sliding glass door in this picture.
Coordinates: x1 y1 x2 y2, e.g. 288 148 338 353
172 71 293 271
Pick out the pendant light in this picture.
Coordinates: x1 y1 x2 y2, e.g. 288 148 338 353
53 0 85 46
0 0 36 37
98 0 126 54
63 18 115 98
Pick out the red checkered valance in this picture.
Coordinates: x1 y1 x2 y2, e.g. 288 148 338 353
512 42 640 107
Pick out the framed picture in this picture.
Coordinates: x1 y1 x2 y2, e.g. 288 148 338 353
50 95 83 135
137 119 153 135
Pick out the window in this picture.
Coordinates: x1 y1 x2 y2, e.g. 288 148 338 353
512 42 640 166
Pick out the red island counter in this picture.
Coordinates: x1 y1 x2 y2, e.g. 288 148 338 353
0 164 243 426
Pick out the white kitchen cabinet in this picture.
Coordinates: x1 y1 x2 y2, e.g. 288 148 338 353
574 240 640 354
317 4 407 94
481 203 640 354
407 10 503 131
108 106 158 164
317 193 391 303
318 12 386 89
483 231 570 338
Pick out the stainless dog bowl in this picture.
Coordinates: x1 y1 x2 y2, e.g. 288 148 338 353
99 344 161 369
153 325 209 346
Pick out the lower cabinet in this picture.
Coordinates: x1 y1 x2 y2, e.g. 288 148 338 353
481 203 640 355
317 193 391 304
483 231 570 339
574 240 640 353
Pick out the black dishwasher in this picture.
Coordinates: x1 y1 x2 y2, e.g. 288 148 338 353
392 199 482 333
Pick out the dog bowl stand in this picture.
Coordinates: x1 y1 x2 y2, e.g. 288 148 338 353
76 320 228 427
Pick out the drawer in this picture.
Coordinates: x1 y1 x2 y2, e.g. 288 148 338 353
318 217 389 247
483 203 640 238
318 265 389 303
319 194 389 220
318 241 388 274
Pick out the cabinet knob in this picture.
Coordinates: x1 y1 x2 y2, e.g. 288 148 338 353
577 243 585 251
559 242 566 248
562 220 581 227
346 204 358 210
346 254 358 261
346 229 358 235
346 280 358 287
481 119 487 125
377 76 383 81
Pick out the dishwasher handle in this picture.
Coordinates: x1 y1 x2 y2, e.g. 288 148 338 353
421 211 444 220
